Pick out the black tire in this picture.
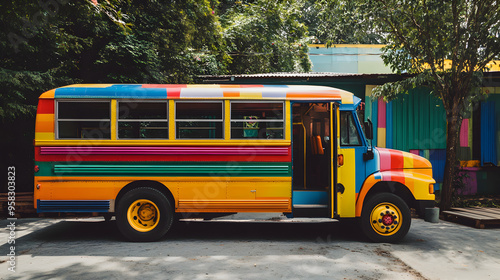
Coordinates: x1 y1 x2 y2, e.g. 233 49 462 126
116 187 173 242
360 193 411 243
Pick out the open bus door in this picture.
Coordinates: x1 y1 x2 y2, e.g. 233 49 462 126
330 102 338 218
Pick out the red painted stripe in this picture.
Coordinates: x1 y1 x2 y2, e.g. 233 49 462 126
386 171 405 185
167 88 181 99
37 99 54 114
35 147 291 162
390 149 404 169
40 146 289 155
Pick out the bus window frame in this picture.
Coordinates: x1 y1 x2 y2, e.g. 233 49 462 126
55 99 112 140
117 100 169 140
174 100 225 140
339 111 363 147
229 100 285 140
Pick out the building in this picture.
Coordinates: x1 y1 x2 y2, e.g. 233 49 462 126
199 63 500 195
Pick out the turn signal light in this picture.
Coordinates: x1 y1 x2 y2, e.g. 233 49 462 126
429 184 434 194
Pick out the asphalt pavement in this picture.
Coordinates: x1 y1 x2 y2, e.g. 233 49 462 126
1 215 499 280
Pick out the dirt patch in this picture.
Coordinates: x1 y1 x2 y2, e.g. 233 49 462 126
374 248 429 280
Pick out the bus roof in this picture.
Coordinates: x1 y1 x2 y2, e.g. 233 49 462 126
40 84 361 106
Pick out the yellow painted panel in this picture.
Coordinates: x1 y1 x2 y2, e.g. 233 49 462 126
225 100 231 140
285 101 291 141
227 182 257 199
34 179 122 201
239 92 262 99
35 132 54 141
365 85 377 98
331 103 336 218
178 181 227 200
227 181 291 199
34 176 292 211
336 148 356 217
111 99 117 140
377 127 386 148
39 90 55 99
485 61 500 71
403 170 435 201
169 100 175 140
339 92 353 104
404 153 414 169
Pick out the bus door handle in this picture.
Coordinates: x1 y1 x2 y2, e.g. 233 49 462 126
250 190 256 193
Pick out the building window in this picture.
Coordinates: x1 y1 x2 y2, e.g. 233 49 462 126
340 111 361 146
231 101 284 139
118 101 168 139
57 101 111 139
175 101 223 139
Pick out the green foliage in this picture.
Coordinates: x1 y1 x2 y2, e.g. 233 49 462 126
220 0 311 73
368 0 500 105
314 0 384 44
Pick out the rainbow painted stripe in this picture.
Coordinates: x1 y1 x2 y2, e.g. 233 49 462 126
39 84 356 103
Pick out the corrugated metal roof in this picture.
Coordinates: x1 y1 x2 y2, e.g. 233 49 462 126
201 71 500 80
199 72 406 79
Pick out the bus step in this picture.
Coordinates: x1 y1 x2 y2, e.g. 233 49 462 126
293 204 328 209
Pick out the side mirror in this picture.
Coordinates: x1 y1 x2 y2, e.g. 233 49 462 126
364 119 373 140
363 118 374 161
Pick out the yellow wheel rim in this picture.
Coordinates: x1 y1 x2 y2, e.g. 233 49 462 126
127 199 160 232
369 202 402 236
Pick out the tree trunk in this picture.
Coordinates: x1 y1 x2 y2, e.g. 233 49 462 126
440 110 462 211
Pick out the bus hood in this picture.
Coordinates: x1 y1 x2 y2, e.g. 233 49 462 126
376 147 432 171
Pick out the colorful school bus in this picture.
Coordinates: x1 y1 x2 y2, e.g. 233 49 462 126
34 84 435 242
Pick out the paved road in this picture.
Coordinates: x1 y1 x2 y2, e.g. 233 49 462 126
1 216 499 280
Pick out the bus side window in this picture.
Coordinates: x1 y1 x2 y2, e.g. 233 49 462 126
118 101 168 139
175 101 224 139
230 101 284 139
57 101 111 139
340 111 361 146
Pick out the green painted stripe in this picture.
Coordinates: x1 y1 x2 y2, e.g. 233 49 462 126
35 161 291 177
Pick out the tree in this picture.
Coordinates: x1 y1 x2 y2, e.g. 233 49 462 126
0 0 230 192
220 0 311 73
313 0 384 44
364 0 500 211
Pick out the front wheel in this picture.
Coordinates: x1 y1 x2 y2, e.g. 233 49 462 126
116 187 173 242
360 193 411 243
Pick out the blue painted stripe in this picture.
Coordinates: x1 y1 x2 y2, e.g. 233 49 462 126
292 191 329 205
386 101 393 148
262 90 287 98
37 200 110 213
55 85 168 99
372 98 378 147
429 149 446 183
481 101 497 166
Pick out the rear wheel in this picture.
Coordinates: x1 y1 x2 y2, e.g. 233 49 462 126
360 193 411 243
116 187 173 242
